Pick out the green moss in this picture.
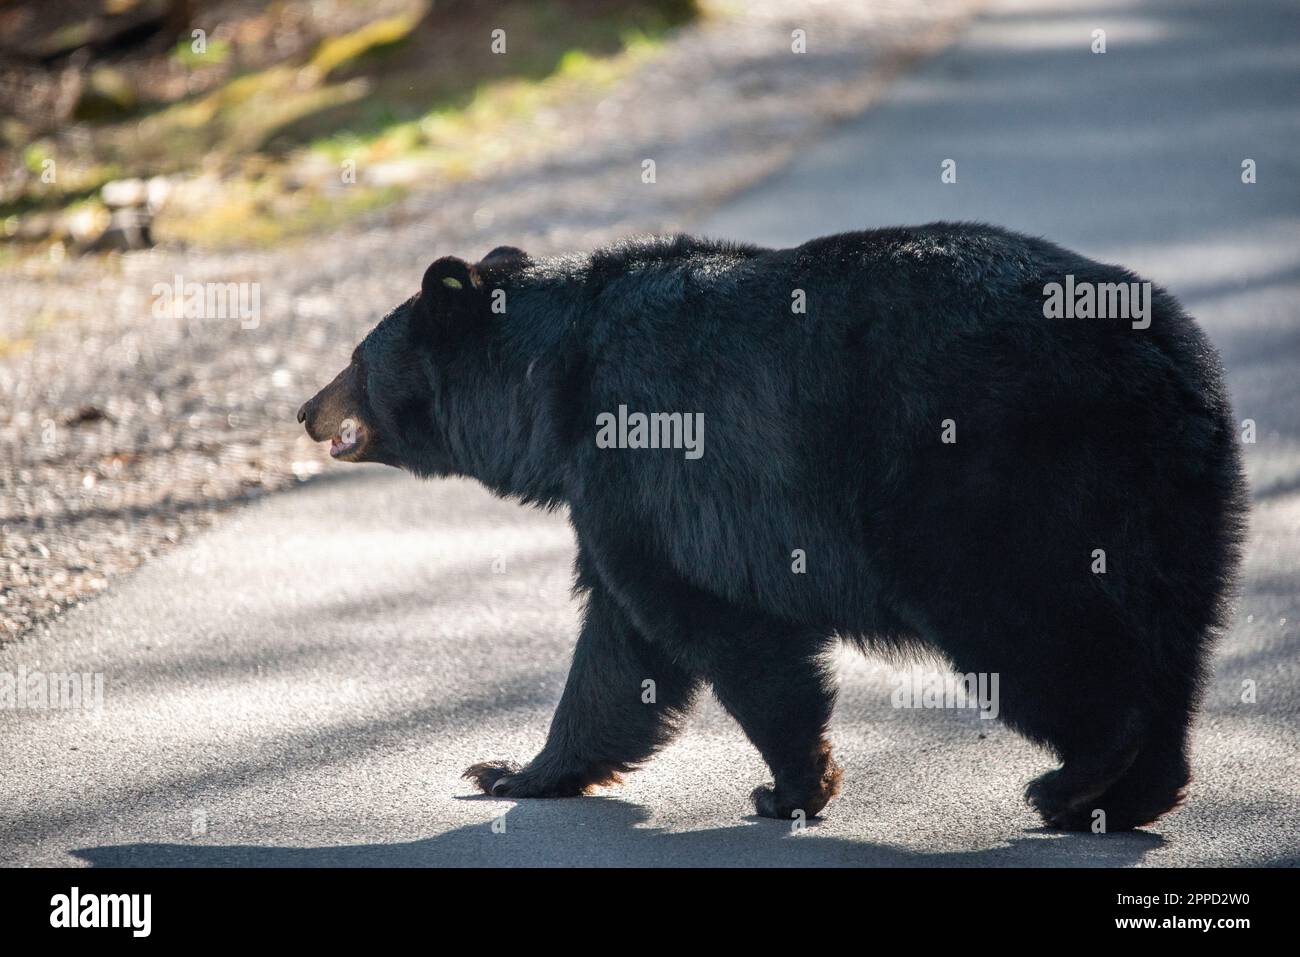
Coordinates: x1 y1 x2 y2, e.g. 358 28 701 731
307 20 666 175
173 36 232 69
22 142 53 174
0 160 124 220
154 180 404 249
310 12 423 81
3 0 699 253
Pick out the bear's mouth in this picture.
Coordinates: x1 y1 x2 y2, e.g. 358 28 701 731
329 421 369 461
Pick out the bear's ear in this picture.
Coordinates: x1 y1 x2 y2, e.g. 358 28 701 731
422 255 477 297
477 245 529 282
481 245 528 267
420 256 483 329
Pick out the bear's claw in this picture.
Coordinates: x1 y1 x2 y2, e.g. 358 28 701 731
462 760 597 798
751 784 803 820
750 751 842 821
463 760 522 796
1025 768 1106 831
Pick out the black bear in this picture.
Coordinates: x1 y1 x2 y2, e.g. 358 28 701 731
298 225 1247 831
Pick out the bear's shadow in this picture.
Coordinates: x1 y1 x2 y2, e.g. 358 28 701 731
70 796 1165 868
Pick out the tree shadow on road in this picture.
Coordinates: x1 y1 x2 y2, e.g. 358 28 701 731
69 796 1167 868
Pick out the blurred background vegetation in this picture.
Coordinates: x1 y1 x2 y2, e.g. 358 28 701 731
0 0 698 255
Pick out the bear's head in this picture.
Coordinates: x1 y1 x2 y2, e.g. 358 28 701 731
297 246 527 477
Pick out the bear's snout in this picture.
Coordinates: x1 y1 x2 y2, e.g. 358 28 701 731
297 392 333 442
299 362 372 461
297 394 335 441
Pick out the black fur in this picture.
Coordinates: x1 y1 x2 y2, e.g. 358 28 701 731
301 223 1248 831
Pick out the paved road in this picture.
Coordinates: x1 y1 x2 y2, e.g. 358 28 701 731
2 0 1297 866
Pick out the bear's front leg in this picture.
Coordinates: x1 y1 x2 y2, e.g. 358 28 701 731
463 560 699 799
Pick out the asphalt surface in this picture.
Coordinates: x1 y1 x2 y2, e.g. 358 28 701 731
2 0 1297 867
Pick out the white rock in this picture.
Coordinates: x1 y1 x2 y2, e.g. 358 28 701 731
146 175 173 212
101 178 148 208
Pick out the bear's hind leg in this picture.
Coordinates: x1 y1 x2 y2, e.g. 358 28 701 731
1007 630 1197 832
463 569 699 798
1047 712 1193 832
1023 706 1146 831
